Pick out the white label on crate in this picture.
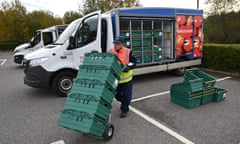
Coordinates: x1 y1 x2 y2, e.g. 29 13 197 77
126 41 130 46
159 32 163 36
50 140 65 144
223 93 226 98
126 33 130 37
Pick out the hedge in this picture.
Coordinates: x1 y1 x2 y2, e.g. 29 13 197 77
202 44 240 71
0 41 20 51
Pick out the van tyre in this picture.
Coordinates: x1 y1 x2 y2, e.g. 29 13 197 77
52 71 76 97
173 68 185 76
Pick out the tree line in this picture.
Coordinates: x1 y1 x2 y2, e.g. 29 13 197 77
0 0 62 43
204 11 240 43
204 0 240 43
0 0 139 46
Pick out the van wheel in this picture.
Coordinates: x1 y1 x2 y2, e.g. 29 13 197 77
173 68 185 76
52 71 76 97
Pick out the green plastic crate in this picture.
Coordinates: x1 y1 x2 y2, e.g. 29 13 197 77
132 47 142 52
153 47 162 53
171 82 203 109
131 31 141 39
131 31 141 36
213 88 227 102
71 79 116 100
83 53 123 75
120 32 130 38
154 54 162 61
143 46 152 52
171 84 203 98
124 41 131 47
64 93 112 120
185 68 216 89
201 89 215 105
132 51 142 57
58 109 107 137
132 40 142 47
77 65 119 88
171 80 204 94
171 95 202 109
143 31 152 38
153 31 162 37
135 55 142 64
143 38 152 46
143 55 152 63
154 52 161 55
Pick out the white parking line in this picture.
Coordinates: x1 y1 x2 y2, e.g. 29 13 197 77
50 140 65 144
129 105 195 144
216 76 232 82
132 91 170 102
131 76 232 103
0 59 7 65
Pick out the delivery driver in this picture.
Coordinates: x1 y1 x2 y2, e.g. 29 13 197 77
111 36 136 118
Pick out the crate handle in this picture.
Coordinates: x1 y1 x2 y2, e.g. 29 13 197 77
75 78 104 85
73 97 99 104
80 65 109 70
62 109 93 119
94 115 107 124
100 99 111 108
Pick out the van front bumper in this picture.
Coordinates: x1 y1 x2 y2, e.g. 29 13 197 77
24 65 54 89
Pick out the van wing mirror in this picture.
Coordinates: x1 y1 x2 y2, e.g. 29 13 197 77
68 36 75 50
30 41 33 47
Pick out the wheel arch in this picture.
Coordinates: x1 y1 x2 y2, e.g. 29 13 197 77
50 68 78 86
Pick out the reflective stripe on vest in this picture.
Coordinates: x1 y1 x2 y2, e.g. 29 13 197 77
111 47 133 84
119 70 133 84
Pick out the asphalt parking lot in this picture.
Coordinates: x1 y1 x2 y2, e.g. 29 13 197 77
0 51 239 144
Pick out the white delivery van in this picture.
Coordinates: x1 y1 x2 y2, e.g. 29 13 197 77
24 8 203 96
13 25 67 64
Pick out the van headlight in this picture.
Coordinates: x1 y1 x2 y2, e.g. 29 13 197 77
29 57 48 67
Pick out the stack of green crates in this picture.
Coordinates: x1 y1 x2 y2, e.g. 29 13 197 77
153 30 162 62
58 53 123 137
131 31 142 63
170 68 227 109
153 46 162 61
120 29 163 64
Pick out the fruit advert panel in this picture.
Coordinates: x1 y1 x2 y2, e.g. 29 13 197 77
176 15 203 58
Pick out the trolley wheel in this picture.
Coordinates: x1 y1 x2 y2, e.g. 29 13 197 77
103 124 114 141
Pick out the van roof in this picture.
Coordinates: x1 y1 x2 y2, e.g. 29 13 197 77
110 7 203 17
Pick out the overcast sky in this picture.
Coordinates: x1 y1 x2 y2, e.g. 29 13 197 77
0 0 206 17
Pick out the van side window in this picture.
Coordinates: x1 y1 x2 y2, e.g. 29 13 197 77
75 14 98 48
43 32 53 46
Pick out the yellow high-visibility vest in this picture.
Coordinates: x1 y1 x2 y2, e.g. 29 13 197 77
111 47 133 84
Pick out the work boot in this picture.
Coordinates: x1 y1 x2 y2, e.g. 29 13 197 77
120 112 127 118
